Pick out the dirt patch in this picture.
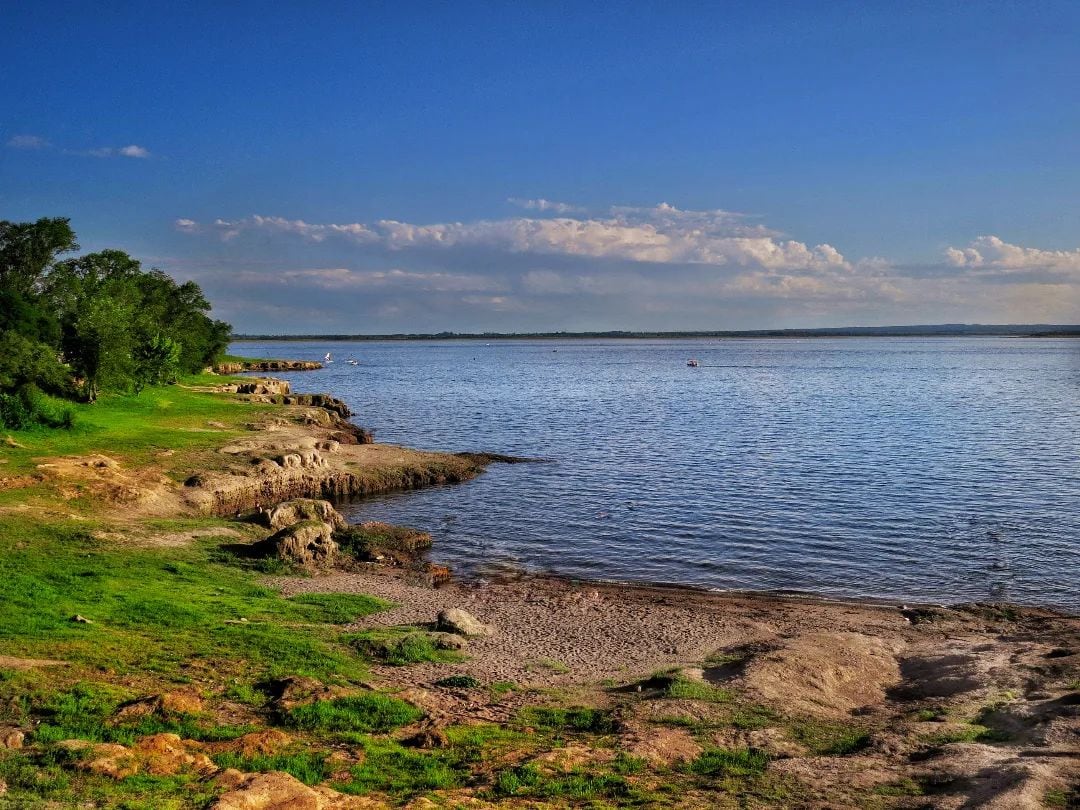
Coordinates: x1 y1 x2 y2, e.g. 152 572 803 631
737 632 903 717
0 655 67 671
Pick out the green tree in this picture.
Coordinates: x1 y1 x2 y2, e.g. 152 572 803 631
0 218 78 296
132 332 181 393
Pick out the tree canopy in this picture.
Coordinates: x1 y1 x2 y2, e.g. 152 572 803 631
0 217 231 422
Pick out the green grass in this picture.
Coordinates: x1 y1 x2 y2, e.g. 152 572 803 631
0 517 381 682
685 747 770 777
519 706 618 734
23 681 255 746
284 694 423 734
346 628 465 666
336 738 464 797
490 762 636 801
434 674 480 689
287 593 391 624
213 749 330 785
787 720 872 755
874 778 925 797
663 676 733 703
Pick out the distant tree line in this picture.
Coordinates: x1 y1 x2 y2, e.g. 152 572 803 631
0 217 231 428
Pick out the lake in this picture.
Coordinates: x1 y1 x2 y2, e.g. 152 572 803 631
232 338 1080 611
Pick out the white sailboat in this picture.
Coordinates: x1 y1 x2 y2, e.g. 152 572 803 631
324 352 333 364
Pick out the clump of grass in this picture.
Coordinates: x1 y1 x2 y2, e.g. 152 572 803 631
874 778 925 797
223 682 267 707
519 706 617 734
730 704 779 729
914 707 948 722
443 724 534 764
31 682 129 744
787 720 872 756
489 681 517 697
347 629 464 666
923 723 1010 746
213 750 329 785
336 739 463 797
685 747 770 777
664 676 733 703
434 674 480 689
288 593 390 624
285 694 422 734
490 762 635 801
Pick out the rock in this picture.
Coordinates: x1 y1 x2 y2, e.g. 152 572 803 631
212 729 292 758
133 733 217 776
212 770 380 809
269 676 344 712
427 632 468 651
436 608 493 637
70 614 93 624
114 689 203 721
58 740 139 779
402 725 448 749
0 728 24 749
261 499 347 532
264 520 338 568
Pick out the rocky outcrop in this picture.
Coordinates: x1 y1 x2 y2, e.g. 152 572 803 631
185 451 484 517
335 521 433 565
213 360 322 374
259 498 346 532
212 769 383 809
258 520 338 568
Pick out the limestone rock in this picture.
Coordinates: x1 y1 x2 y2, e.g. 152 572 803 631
212 770 382 809
436 608 493 637
266 521 338 568
261 499 347 532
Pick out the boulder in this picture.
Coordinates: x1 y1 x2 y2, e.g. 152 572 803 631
0 728 24 749
436 608 493 637
212 769 381 809
266 521 338 568
261 499 347 532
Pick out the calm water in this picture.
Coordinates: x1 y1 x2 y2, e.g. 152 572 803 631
233 338 1080 611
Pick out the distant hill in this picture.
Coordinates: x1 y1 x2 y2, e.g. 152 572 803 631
234 324 1080 341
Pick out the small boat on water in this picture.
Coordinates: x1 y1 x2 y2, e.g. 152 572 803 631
346 359 359 366
324 352 333 364
686 359 699 367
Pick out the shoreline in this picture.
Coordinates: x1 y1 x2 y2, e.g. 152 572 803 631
2 364 1077 808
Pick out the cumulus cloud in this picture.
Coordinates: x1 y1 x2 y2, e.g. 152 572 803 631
181 203 850 272
6 134 48 149
946 235 1080 276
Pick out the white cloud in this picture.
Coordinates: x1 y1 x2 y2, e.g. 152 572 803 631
507 198 586 214
269 267 505 293
6 134 48 149
174 218 198 233
118 144 150 158
85 144 151 158
185 203 850 272
945 236 1080 276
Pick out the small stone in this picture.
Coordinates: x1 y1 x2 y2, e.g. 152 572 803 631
70 614 93 624
436 608 493 637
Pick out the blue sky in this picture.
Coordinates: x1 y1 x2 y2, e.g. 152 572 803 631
3 1 1079 332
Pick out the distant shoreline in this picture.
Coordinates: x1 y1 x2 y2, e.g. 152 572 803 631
232 323 1080 341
